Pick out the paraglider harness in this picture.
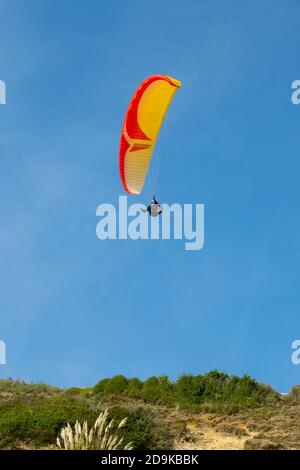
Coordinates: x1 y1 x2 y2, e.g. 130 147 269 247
147 196 163 217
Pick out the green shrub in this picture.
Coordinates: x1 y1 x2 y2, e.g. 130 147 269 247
93 378 111 395
0 398 171 450
110 407 171 450
174 371 279 409
141 377 161 402
92 371 278 409
156 376 174 404
93 375 129 396
141 376 173 403
0 398 96 449
127 378 143 399
175 374 206 405
106 375 129 394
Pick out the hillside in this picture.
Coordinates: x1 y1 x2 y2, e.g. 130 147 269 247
0 371 299 450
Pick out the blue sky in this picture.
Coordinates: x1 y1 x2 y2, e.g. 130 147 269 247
0 0 300 391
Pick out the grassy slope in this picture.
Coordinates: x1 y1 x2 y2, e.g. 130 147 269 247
0 375 299 450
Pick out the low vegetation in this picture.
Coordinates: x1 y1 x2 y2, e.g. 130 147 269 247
0 372 299 450
93 371 279 408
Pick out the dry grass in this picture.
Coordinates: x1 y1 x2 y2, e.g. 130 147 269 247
171 402 300 450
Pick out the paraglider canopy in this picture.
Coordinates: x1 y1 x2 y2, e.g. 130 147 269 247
119 74 181 195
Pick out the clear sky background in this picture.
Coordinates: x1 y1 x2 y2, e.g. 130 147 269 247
0 0 299 392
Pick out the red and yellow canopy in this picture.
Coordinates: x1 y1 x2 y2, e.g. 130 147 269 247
119 74 181 195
